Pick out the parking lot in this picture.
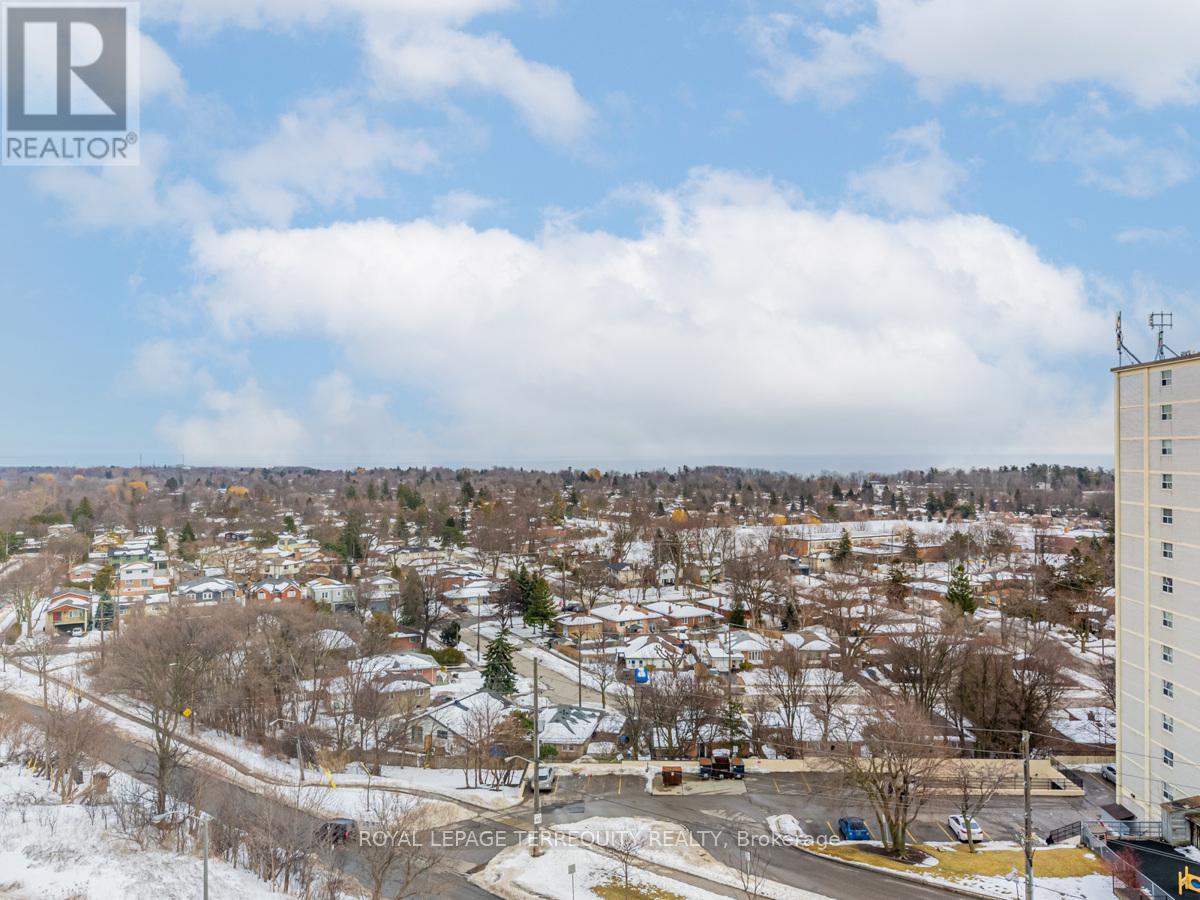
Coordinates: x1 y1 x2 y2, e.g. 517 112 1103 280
543 768 1110 848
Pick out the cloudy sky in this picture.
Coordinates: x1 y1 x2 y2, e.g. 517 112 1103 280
3 0 1197 471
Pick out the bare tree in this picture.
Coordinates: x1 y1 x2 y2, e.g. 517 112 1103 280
95 606 226 814
44 686 106 800
358 794 443 900
1 554 57 638
831 697 948 857
607 821 650 897
583 634 620 709
945 758 1009 852
761 646 810 755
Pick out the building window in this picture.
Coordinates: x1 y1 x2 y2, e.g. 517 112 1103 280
1164 679 1175 698
1163 439 1174 456
1164 542 1175 559
1163 645 1175 663
1162 369 1174 387
1164 714 1175 733
1163 404 1174 421
1164 748 1175 768
1163 474 1174 490
1164 610 1175 628
1164 783 1176 802
1163 576 1174 594
1163 508 1175 525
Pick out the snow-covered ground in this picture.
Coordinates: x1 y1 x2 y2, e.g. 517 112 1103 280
550 816 831 899
0 764 290 900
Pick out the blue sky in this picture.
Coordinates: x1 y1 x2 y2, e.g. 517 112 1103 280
2 0 1198 471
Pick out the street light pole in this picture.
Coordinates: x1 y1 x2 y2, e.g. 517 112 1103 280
533 657 542 855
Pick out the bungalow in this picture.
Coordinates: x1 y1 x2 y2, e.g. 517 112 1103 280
780 630 833 666
68 562 103 585
305 576 355 610
538 705 605 759
350 652 442 686
408 689 514 752
591 603 664 636
641 601 716 630
617 634 688 672
695 640 742 674
249 578 303 603
362 574 402 612
728 632 776 666
556 614 603 641
175 576 238 603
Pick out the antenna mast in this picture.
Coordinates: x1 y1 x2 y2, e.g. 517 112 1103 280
1116 312 1140 365
1150 311 1177 360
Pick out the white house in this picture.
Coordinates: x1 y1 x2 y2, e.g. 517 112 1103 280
305 576 355 609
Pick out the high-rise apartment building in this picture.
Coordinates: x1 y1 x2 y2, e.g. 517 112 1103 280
1115 356 1200 821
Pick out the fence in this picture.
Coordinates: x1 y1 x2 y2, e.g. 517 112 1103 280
1081 822 1173 900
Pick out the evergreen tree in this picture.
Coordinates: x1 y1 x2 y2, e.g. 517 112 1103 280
283 514 297 534
946 565 976 615
483 629 517 694
439 621 461 647
780 601 798 631
730 596 747 628
154 525 167 550
72 496 94 526
400 572 423 627
523 572 557 630
179 521 197 543
884 563 910 606
902 529 919 563
832 528 853 564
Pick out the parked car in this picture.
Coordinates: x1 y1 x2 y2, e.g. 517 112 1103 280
837 817 871 841
530 766 557 792
698 756 745 780
315 818 358 845
1101 764 1117 784
947 814 984 842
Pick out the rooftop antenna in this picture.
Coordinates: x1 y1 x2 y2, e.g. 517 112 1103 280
1116 312 1140 365
1150 311 1177 360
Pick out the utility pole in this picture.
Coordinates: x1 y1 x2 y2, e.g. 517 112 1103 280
201 814 209 900
575 635 583 706
532 657 542 855
1022 730 1034 900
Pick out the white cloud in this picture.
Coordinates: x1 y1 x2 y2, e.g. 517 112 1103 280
31 135 217 230
157 373 430 466
178 169 1111 464
1034 102 1193 198
218 97 437 226
1114 226 1189 245
148 0 516 31
750 0 1200 108
848 120 967 215
745 13 876 106
432 189 497 223
141 33 186 105
366 26 595 145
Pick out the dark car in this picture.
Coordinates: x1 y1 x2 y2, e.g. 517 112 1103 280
316 818 358 845
837 816 871 841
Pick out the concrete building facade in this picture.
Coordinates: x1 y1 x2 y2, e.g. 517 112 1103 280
1116 354 1200 824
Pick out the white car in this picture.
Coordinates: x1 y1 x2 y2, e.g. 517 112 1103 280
947 815 984 842
1101 764 1117 784
531 766 557 793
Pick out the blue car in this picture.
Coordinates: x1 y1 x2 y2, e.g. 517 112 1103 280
837 816 871 841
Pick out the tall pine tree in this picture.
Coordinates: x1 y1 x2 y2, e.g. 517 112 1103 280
946 565 976 615
522 572 557 631
483 629 517 694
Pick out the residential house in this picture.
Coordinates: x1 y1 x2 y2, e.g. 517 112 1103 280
305 576 355 610
175 576 239 603
408 689 514 752
350 652 442 686
641 601 717 631
590 603 664 636
248 578 303 603
44 589 93 634
617 634 688 673
538 705 605 759
68 562 103 585
556 614 603 641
